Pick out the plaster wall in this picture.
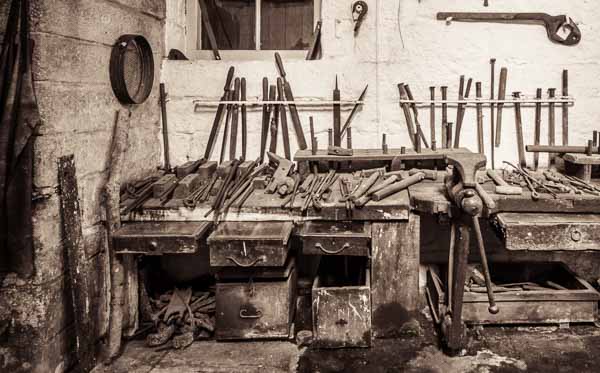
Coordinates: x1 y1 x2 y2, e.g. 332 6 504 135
0 1 165 372
163 0 600 169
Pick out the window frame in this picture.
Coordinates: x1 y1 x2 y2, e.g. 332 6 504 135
185 0 321 60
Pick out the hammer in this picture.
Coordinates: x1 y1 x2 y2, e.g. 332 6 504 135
372 169 436 201
487 169 522 195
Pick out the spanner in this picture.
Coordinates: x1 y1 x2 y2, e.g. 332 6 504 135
437 12 581 46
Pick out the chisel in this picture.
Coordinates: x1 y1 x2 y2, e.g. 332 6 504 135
341 85 368 138
205 66 234 160
229 78 240 161
513 92 526 168
333 75 341 146
495 67 508 147
275 52 308 150
562 69 569 145
241 77 247 161
476 82 484 154
533 88 542 170
277 78 291 160
260 77 269 163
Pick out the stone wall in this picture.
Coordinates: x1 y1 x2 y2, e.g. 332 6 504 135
163 0 600 168
0 1 164 372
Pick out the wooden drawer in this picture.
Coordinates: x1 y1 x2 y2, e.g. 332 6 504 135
427 263 600 326
494 213 600 251
215 259 296 340
113 222 211 255
312 257 371 348
301 221 370 256
207 222 293 268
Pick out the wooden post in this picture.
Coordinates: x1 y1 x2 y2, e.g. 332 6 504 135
371 214 420 337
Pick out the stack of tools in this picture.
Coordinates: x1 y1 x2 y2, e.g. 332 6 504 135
496 163 600 198
146 287 215 350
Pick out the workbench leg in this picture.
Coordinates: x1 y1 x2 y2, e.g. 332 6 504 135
371 214 420 338
445 223 471 352
122 255 139 337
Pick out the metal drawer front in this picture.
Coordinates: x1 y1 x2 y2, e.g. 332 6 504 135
113 221 211 254
302 222 371 256
208 222 293 267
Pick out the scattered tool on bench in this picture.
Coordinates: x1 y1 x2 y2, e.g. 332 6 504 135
437 12 581 45
372 169 436 202
486 169 522 195
266 152 295 196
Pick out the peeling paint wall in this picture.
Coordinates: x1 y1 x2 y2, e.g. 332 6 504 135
0 1 165 372
163 0 600 168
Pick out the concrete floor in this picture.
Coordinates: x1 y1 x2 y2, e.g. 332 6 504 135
93 323 600 373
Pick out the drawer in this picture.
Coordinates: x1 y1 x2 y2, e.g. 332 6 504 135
215 259 296 340
494 213 600 251
301 222 371 256
207 222 293 267
312 256 371 348
113 222 211 255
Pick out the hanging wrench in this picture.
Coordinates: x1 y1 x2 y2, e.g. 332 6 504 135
437 12 581 46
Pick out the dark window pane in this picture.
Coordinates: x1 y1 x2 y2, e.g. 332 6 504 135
201 0 256 50
261 0 313 50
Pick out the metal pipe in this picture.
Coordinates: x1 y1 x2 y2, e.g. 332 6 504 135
526 145 600 154
548 88 557 166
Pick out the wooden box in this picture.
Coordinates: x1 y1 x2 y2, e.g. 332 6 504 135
301 221 371 256
113 221 211 255
428 262 600 325
312 257 372 348
215 259 296 340
207 221 293 268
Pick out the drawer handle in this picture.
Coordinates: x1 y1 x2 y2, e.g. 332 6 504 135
239 307 262 319
315 242 350 255
571 229 582 242
148 240 158 251
226 256 265 267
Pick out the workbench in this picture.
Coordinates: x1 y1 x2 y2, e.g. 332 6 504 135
120 172 418 338
117 153 600 348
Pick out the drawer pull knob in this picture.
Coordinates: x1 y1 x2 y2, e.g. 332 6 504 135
315 242 350 254
239 307 262 319
227 256 265 267
149 240 158 251
571 229 582 242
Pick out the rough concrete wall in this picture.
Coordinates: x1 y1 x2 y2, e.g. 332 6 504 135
163 0 600 168
0 1 165 372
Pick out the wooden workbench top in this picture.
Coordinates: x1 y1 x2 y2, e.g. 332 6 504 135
123 173 410 223
409 177 600 216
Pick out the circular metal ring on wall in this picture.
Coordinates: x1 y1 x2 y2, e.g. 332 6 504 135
110 34 154 105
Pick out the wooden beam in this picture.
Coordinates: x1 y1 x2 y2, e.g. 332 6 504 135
371 215 420 338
